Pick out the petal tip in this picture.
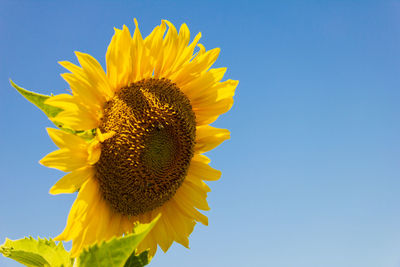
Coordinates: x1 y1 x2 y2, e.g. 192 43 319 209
49 187 58 195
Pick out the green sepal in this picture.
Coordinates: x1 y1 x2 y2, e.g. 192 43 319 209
10 79 63 119
124 251 149 267
77 214 160 267
76 129 96 141
0 236 73 267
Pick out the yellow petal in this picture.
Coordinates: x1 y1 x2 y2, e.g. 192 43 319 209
45 95 100 130
150 21 168 79
158 22 200 79
45 94 78 110
150 214 173 252
195 98 234 125
180 68 226 99
75 52 113 99
130 18 150 82
87 140 101 165
189 79 238 126
46 128 87 150
69 185 103 256
179 182 210 211
105 212 122 240
195 125 230 153
59 63 105 110
59 110 99 129
40 148 88 172
49 166 94 195
137 229 158 258
215 79 238 101
55 178 97 241
106 25 133 90
58 60 82 74
161 202 193 248
188 154 222 181
185 175 211 193
169 25 201 73
158 20 179 78
172 47 220 87
172 192 208 226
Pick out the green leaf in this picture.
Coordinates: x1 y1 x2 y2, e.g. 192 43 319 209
0 236 73 267
10 79 63 118
78 215 160 267
124 251 149 267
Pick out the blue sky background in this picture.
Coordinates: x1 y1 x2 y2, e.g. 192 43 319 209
1 1 400 266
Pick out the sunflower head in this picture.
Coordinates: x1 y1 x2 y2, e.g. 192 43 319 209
96 78 196 216
40 19 238 257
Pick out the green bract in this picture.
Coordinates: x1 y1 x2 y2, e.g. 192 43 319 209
10 80 62 119
0 237 72 267
10 80 95 140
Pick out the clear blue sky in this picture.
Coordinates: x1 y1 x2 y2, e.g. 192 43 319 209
1 1 400 266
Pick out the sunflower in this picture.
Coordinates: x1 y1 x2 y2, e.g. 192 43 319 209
40 19 238 257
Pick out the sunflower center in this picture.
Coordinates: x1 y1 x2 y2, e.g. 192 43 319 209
95 78 196 216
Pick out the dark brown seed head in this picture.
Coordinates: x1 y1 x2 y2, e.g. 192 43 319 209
95 78 196 216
